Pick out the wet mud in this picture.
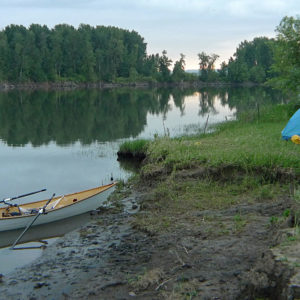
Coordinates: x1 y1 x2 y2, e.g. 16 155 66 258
0 183 297 299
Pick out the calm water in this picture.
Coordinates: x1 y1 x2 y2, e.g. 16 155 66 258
0 86 284 273
0 86 284 201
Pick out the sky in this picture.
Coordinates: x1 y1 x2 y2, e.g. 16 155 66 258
0 0 299 69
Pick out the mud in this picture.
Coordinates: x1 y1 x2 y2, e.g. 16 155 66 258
0 182 297 299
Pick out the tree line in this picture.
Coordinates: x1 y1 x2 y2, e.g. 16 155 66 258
0 24 194 84
0 24 149 82
0 16 299 95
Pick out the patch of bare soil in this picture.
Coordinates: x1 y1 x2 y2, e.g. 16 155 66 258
0 168 297 299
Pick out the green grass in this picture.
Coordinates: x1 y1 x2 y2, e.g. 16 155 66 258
130 104 299 235
119 139 149 156
131 176 288 235
143 104 300 178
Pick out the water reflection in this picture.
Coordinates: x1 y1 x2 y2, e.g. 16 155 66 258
196 86 284 117
0 87 284 146
0 212 94 274
118 157 142 173
0 212 93 249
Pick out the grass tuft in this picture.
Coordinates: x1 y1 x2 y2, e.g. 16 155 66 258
118 139 149 158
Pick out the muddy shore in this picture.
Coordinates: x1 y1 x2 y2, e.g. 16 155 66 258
0 175 299 300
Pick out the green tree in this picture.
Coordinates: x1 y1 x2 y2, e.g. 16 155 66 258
5 25 28 81
77 24 96 81
226 37 275 83
0 32 9 81
249 65 266 83
142 54 160 78
268 16 300 96
198 51 210 81
158 50 172 82
198 52 219 82
227 59 249 82
219 61 228 82
172 53 186 82
50 26 64 80
25 24 51 81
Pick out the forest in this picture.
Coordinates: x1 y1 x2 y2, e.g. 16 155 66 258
0 16 299 94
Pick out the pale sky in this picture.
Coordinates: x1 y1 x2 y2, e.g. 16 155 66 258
0 0 299 69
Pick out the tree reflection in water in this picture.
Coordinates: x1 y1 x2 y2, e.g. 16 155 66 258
0 87 284 146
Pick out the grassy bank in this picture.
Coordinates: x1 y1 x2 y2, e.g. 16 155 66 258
119 103 299 235
143 104 299 178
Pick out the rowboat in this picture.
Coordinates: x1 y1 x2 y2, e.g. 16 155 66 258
0 182 116 232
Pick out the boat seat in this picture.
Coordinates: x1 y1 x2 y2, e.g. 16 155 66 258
18 196 65 215
46 196 65 210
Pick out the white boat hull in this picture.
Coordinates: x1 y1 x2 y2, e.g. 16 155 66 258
0 185 115 232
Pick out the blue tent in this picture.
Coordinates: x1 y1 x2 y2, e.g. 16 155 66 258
282 109 300 140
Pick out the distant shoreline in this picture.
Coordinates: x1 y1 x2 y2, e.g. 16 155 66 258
0 81 258 91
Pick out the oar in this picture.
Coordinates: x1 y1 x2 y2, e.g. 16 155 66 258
10 193 55 250
1 189 47 205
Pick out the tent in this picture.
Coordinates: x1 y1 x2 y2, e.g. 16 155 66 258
282 109 300 141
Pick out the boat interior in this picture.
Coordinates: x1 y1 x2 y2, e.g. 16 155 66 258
0 183 115 219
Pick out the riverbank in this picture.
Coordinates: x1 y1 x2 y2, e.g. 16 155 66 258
1 103 299 299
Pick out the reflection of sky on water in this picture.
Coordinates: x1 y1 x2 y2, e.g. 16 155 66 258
0 92 236 202
0 141 130 205
138 93 236 139
0 238 58 274
0 212 94 274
